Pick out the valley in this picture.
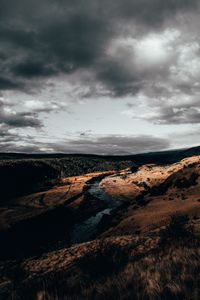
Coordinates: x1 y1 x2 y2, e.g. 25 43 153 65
0 150 200 299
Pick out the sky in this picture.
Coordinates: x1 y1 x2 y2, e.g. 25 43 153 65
0 0 200 154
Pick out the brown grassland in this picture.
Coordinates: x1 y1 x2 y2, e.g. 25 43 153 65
0 155 200 299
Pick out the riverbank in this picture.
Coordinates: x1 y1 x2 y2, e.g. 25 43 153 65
0 170 121 259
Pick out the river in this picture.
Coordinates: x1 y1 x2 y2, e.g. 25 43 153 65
70 175 121 244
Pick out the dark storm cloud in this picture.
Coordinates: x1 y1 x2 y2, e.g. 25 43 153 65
107 0 198 25
0 0 198 93
12 60 56 78
0 0 113 91
0 112 42 128
0 77 21 90
0 26 38 48
0 111 42 128
96 58 142 97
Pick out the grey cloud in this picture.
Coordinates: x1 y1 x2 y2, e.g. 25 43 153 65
136 90 200 124
0 131 170 154
0 0 198 95
49 135 170 155
12 60 57 78
0 77 21 90
168 126 200 149
0 125 15 139
0 125 34 151
96 58 142 97
151 107 200 125
0 143 42 153
0 0 200 153
0 99 42 128
0 123 42 153
110 0 198 24
0 96 67 129
0 112 42 128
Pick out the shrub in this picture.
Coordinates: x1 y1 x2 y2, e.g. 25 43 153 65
174 173 199 189
159 215 193 246
121 174 128 180
76 242 127 279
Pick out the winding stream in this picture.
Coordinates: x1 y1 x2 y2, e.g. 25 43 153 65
70 175 121 244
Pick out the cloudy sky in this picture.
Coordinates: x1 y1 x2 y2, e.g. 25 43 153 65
0 0 200 154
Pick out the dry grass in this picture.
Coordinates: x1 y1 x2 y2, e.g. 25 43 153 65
0 171 115 232
101 156 200 237
1 156 200 299
5 236 199 300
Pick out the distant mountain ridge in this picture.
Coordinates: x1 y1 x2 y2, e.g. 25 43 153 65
0 145 200 164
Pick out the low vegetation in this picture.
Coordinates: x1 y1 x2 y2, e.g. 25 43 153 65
0 151 200 299
0 157 132 201
159 214 194 246
3 234 200 300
